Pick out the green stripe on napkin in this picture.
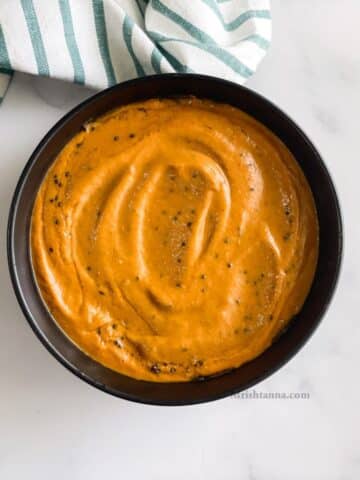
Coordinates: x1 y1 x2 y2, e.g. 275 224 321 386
123 15 145 77
21 0 50 76
92 0 116 86
59 0 85 84
0 25 11 73
149 30 253 78
150 48 163 74
201 1 271 31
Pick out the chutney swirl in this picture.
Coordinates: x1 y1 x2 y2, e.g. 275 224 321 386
31 98 318 381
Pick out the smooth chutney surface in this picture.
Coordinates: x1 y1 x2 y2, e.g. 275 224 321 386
31 98 319 382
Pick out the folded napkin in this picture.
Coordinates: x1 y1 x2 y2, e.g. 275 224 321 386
0 0 271 102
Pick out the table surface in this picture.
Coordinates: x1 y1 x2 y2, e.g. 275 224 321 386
1 1 359 478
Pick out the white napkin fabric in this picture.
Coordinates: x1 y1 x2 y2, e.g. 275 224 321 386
0 0 271 101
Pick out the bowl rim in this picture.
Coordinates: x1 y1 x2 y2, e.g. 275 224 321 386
7 73 343 405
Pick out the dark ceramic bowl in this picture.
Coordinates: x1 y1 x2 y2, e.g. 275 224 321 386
7 74 342 405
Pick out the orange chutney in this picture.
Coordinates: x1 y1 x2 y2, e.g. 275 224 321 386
31 98 319 382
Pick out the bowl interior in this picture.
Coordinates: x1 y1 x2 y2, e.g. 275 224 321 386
8 74 342 405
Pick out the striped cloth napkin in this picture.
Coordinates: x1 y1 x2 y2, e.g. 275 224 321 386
0 0 271 103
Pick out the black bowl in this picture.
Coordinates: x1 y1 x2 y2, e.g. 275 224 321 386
7 74 342 405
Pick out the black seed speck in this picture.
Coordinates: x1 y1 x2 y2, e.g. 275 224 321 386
64 171 70 177
98 290 105 296
113 135 119 141
129 133 135 138
227 263 232 269
48 247 54 253
187 222 192 228
200 274 206 280
150 363 161 374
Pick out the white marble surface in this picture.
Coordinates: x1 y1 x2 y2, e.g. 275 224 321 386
1 1 359 478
